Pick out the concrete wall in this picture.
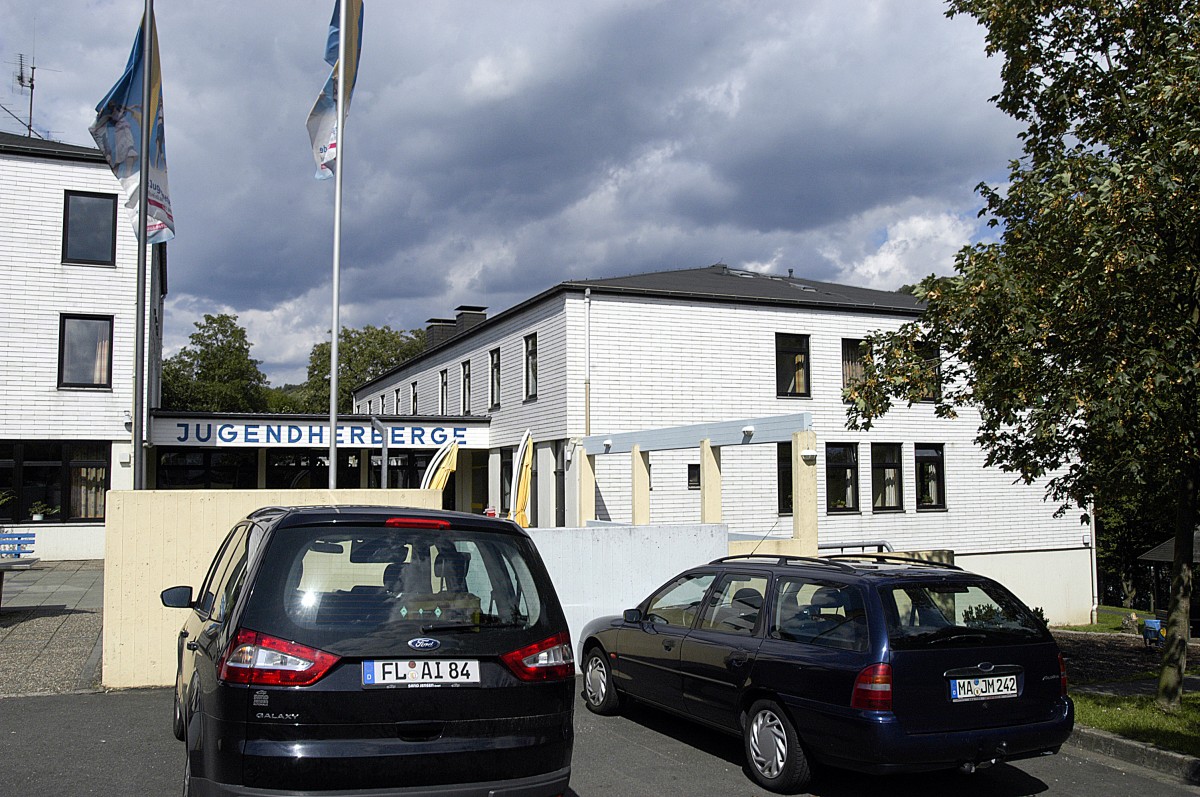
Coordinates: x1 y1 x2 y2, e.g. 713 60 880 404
527 524 729 651
956 547 1095 625
103 489 441 689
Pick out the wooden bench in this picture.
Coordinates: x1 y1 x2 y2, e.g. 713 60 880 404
0 532 39 611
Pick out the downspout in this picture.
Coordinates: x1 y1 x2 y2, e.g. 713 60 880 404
584 288 592 436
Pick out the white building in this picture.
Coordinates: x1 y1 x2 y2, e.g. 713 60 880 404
353 264 1094 621
0 131 164 559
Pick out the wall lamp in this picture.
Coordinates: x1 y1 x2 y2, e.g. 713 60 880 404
800 448 818 465
603 439 613 452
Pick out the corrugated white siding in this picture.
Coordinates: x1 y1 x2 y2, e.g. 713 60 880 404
0 152 139 453
354 286 1081 559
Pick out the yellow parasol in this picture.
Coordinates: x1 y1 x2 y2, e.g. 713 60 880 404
420 441 459 491
508 430 534 527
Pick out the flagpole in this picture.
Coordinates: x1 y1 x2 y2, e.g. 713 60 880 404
328 0 349 489
132 0 153 490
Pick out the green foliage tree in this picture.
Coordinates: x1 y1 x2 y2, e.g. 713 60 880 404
845 1 1200 710
301 325 425 414
161 313 270 413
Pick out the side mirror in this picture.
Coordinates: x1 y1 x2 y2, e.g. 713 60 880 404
160 585 195 609
622 608 643 624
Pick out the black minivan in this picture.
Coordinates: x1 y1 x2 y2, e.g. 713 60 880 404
161 506 574 796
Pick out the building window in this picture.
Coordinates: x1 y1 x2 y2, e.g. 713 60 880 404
394 388 402 414
918 342 942 402
775 333 810 398
439 370 448 415
461 360 472 415
59 315 113 389
871 443 903 511
156 448 257 490
777 443 793 514
524 334 538 401
688 463 701 491
489 348 501 409
62 191 117 266
916 444 947 510
826 443 859 512
0 441 110 522
366 399 373 415
842 338 865 401
410 382 418 415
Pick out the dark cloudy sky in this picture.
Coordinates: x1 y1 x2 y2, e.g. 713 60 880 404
1 1 1020 385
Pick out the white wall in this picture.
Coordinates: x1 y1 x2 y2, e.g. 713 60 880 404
526 523 729 655
957 547 1095 626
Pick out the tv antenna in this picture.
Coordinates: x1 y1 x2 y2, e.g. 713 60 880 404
12 53 56 138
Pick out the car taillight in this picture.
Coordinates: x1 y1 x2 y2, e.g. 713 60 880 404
501 632 575 681
1058 652 1068 696
218 628 341 686
851 663 893 711
385 517 451 529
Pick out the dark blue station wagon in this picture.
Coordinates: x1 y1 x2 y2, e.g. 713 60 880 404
579 554 1073 793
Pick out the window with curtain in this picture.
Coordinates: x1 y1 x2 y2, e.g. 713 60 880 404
0 441 110 522
524 334 538 400
842 338 866 399
439 370 448 415
775 333 810 397
461 360 472 415
410 382 418 414
916 444 947 509
489 348 501 409
59 315 113 388
826 443 858 512
62 191 117 265
871 443 903 511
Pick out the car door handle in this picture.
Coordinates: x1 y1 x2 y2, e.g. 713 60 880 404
727 650 750 667
662 639 675 652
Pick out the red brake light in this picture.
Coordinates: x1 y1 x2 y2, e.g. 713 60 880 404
501 632 575 681
851 662 893 711
1058 652 1068 696
219 628 341 686
385 517 451 529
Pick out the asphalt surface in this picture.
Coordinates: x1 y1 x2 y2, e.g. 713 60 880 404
2 561 1200 795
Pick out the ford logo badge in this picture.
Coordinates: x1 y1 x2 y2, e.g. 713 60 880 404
408 637 441 651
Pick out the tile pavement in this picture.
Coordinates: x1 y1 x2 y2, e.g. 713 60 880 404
0 560 104 697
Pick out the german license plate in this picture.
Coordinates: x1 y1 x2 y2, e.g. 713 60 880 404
362 659 479 687
950 674 1018 701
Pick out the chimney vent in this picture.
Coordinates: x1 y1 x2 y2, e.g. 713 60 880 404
425 318 456 350
455 305 487 335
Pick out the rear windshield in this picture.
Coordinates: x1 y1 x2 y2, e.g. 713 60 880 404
241 523 554 654
882 580 1050 650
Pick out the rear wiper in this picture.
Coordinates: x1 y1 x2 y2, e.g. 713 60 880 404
925 631 988 646
420 621 525 632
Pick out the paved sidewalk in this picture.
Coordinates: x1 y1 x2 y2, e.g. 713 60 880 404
0 560 103 697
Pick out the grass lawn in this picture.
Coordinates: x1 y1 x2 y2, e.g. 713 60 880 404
1073 691 1200 758
1057 604 1141 633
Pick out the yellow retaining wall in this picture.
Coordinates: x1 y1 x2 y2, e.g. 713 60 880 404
103 489 441 689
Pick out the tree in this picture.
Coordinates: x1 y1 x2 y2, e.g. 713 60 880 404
161 314 270 413
301 325 425 414
846 1 1200 710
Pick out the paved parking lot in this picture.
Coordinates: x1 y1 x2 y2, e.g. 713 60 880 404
2 684 1200 797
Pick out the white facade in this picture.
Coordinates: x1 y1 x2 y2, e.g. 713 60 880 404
0 133 158 560
354 267 1094 621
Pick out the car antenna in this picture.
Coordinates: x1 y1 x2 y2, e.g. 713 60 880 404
749 517 782 557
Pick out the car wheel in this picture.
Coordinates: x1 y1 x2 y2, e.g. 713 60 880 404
744 699 811 794
583 646 621 715
172 688 186 741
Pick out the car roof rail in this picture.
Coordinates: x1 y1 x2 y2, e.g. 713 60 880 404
822 553 963 570
709 554 859 573
247 506 289 519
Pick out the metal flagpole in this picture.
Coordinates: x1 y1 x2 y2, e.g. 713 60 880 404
328 0 349 488
132 0 153 490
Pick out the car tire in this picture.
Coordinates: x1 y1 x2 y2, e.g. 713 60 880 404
744 699 811 794
172 688 186 741
582 646 621 715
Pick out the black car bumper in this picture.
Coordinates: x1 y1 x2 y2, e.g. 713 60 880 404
189 765 571 797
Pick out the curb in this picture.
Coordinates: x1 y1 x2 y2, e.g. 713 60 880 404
1067 726 1200 784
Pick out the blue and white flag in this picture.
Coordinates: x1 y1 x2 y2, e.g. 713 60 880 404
307 0 365 179
89 14 175 244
